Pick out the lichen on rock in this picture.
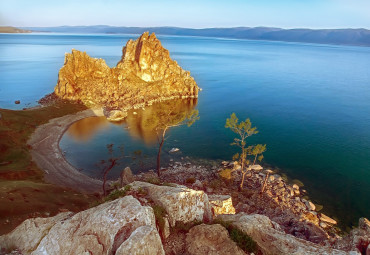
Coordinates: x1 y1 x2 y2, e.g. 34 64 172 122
54 32 199 118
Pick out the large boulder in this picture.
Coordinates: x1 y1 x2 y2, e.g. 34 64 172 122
116 226 164 255
130 181 212 226
0 196 163 255
218 213 350 255
208 194 236 218
0 212 72 254
55 32 199 111
335 217 370 254
185 224 246 255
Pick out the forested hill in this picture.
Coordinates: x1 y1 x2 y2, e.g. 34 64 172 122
23 26 370 47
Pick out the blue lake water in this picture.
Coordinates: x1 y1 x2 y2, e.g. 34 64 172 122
1 33 369 228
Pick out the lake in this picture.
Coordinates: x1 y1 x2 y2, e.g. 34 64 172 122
1 33 369 228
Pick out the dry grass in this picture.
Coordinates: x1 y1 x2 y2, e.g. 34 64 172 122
0 101 99 235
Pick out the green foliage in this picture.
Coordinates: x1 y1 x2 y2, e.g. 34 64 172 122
110 181 121 190
152 205 167 236
185 177 196 184
219 168 233 180
213 218 258 254
104 185 131 202
137 187 148 196
162 182 176 187
209 179 223 189
172 220 203 234
229 227 258 253
146 177 161 185
225 113 267 190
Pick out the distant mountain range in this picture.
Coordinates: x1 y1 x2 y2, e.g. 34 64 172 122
20 25 370 47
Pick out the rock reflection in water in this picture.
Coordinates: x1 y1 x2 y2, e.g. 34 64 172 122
66 98 198 144
66 116 110 142
125 98 198 145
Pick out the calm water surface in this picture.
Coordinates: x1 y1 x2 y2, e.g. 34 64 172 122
1 33 369 228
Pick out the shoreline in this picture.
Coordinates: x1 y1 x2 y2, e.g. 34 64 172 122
28 108 104 194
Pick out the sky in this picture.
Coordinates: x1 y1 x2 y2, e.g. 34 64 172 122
1 0 370 29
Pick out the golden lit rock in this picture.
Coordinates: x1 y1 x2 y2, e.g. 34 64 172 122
55 32 199 114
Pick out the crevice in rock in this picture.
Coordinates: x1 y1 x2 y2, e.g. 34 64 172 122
110 222 134 255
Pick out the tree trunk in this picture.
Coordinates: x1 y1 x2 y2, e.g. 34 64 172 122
253 154 257 165
156 128 167 177
240 171 247 190
261 172 270 193
103 160 116 196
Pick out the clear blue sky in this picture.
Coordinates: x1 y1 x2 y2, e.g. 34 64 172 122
1 0 370 29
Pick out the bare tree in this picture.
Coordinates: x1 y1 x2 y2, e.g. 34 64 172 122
98 144 126 196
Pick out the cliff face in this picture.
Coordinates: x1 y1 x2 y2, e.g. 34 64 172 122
55 32 199 112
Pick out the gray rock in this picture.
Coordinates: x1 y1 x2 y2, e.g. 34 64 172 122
186 224 246 255
120 166 135 186
116 226 165 255
130 181 212 227
0 196 160 255
218 213 347 255
169 148 180 153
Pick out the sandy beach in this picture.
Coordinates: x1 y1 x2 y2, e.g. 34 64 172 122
28 108 105 193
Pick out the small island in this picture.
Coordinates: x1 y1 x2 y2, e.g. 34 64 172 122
55 32 199 121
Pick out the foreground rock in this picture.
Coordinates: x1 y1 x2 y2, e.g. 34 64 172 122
130 181 212 226
0 212 72 253
335 217 370 254
208 194 236 218
186 224 246 255
218 213 351 255
0 196 164 255
55 32 199 116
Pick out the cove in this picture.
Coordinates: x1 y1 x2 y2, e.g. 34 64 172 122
1 33 370 228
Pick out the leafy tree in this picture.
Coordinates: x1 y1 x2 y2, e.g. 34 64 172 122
251 144 266 165
145 100 199 176
225 113 258 190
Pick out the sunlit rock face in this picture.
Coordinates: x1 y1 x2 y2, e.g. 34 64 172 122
0 196 164 255
55 32 199 111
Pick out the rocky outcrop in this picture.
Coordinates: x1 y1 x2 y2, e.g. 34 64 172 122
335 217 370 254
0 212 72 253
55 32 199 118
0 196 163 255
186 224 246 255
208 194 236 218
218 213 351 255
130 181 212 227
116 226 164 255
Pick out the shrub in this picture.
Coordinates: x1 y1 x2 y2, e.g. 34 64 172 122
219 168 233 180
146 177 160 185
152 205 167 237
209 179 223 189
172 220 203 234
104 185 131 202
137 186 148 196
213 218 258 254
185 177 196 184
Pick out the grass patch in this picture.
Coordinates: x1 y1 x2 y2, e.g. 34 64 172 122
146 177 160 185
152 204 167 237
0 101 95 235
172 220 203 234
213 218 258 254
104 185 131 202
